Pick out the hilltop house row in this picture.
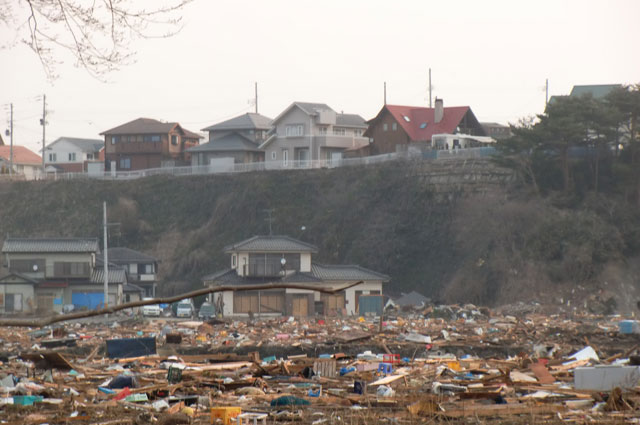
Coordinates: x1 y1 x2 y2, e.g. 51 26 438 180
3 83 629 177
101 99 492 172
29 99 493 174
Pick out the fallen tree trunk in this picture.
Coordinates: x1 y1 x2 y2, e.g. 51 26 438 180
0 281 363 328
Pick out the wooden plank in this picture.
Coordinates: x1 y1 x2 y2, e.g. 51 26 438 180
440 403 566 418
369 374 407 386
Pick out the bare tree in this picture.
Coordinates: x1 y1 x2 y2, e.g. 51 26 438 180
1 0 193 79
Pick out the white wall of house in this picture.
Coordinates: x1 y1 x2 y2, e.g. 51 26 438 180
221 290 234 316
45 139 97 164
15 164 42 180
300 253 312 272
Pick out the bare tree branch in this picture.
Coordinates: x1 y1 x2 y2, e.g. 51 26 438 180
0 281 364 328
7 0 193 80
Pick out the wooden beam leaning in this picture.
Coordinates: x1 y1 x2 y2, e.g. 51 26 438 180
0 281 363 328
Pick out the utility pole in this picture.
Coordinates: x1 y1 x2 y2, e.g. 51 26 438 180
103 202 109 310
545 78 549 107
384 82 387 105
9 103 13 176
263 209 275 235
255 82 258 114
429 68 432 108
40 94 46 175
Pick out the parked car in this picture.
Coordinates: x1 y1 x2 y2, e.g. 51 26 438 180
142 298 161 317
176 300 194 318
198 302 216 319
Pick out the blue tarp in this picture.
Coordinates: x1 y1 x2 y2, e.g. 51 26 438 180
71 292 104 310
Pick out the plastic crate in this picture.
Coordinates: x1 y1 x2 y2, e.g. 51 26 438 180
211 406 242 425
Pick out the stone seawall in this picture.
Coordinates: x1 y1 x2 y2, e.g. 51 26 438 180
404 158 516 194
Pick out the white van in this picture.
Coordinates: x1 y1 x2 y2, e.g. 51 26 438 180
176 300 194 318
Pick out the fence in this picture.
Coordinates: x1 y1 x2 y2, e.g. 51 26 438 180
5 147 498 182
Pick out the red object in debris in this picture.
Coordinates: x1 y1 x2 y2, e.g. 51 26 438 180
538 358 549 366
317 319 325 325
425 344 433 351
383 354 401 364
114 387 131 400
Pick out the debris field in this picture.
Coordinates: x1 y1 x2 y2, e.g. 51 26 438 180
2 303 640 424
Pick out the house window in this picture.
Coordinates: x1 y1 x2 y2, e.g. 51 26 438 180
403 115 411 122
282 149 289 166
144 135 161 142
285 124 304 137
271 151 277 160
383 123 388 131
248 253 300 276
111 136 119 144
353 129 362 136
48 153 56 162
141 263 153 274
119 157 131 169
53 262 90 277
318 127 328 135
9 259 45 273
392 122 398 131
68 152 76 161
232 254 237 268
420 122 427 129
333 127 346 136
171 135 178 145
87 153 94 160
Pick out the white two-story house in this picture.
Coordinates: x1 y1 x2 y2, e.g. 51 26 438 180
258 102 370 167
44 137 104 173
202 235 389 317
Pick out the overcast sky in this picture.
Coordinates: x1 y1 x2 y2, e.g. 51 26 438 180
1 0 639 154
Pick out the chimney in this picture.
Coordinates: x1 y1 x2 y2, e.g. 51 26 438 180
434 98 444 123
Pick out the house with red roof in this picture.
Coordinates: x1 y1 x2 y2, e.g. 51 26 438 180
0 145 42 180
100 118 203 171
364 98 487 155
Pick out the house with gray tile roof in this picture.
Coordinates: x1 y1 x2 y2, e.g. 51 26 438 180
193 113 273 166
202 235 389 317
0 237 134 315
106 247 158 298
258 102 370 167
188 132 264 165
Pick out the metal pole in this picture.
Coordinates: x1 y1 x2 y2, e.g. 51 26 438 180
41 95 46 176
255 82 258 114
384 82 387 105
545 78 549 107
429 68 432 108
9 103 13 176
103 202 109 310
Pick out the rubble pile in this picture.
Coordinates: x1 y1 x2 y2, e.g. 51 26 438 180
2 304 640 424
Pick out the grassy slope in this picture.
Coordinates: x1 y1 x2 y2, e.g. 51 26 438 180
1 161 638 308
